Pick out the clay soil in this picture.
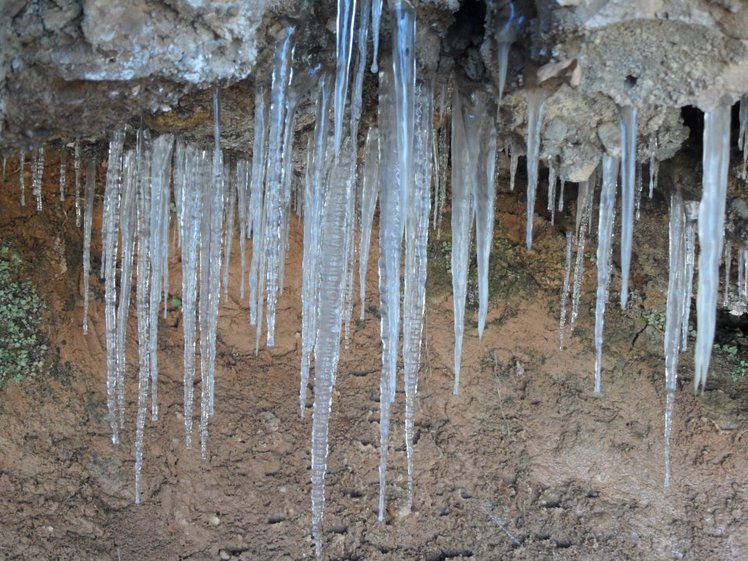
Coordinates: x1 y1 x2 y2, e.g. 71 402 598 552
1 151 747 561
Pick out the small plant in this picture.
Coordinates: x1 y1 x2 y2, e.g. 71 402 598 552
642 309 666 333
713 343 748 382
0 245 47 387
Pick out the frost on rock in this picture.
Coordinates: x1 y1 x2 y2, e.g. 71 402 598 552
694 106 731 393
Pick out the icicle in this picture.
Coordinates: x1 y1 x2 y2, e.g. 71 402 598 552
262 25 296 350
559 231 573 349
81 159 96 335
236 160 250 300
593 155 619 395
619 105 637 309
371 0 383 73
450 86 475 395
723 240 732 307
310 138 354 559
223 164 237 298
508 145 518 192
134 128 153 505
634 161 643 220
434 76 452 238
116 150 138 433
497 43 510 107
200 90 225 455
147 134 174 424
648 133 658 198
404 81 433 512
474 94 497 337
490 0 522 106
32 146 45 211
525 91 545 250
664 192 686 489
300 73 331 417
178 143 204 449
350 0 371 145
74 139 82 227
547 158 557 224
359 127 379 320
249 86 268 328
571 180 593 328
694 106 731 393
59 146 67 202
681 201 698 351
558 178 565 211
103 129 125 445
334 0 357 153
342 140 359 350
19 151 26 207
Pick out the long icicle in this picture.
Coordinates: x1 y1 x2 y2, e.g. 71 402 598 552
525 91 545 250
359 127 380 320
593 155 619 395
664 191 686 489
619 105 637 309
334 0 357 153
694 106 731 393
82 158 96 335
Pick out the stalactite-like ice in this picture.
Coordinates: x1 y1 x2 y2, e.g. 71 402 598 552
558 178 565 211
664 192 686 489
310 138 354 558
371 0 383 74
403 81 433 512
619 105 637 309
147 134 174 423
593 155 619 395
571 180 593 329
223 164 237 298
236 160 250 300
547 158 557 225
249 86 268 328
723 240 732 307
32 146 45 211
178 143 205 449
509 144 518 192
116 150 137 433
377 65 405 522
525 91 545 250
262 26 296 349
350 0 370 145
450 86 476 395
59 146 67 202
694 106 731 393
334 0 357 153
559 230 573 349
82 158 96 335
300 74 331 417
74 139 82 227
103 129 125 445
474 94 497 338
359 126 379 320
681 201 698 351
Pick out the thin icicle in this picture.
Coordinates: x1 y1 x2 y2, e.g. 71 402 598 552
236 160 250 300
116 150 138 433
648 133 658 198
359 127 379 320
694 106 731 393
32 146 45 211
371 0 383 73
103 129 125 445
249 86 268 328
403 81 433 512
450 86 475 395
59 146 67 202
635 161 643 220
525 91 545 250
508 145 518 192
559 231 573 349
223 164 237 298
74 139 82 227
82 159 96 335
558 178 565 211
723 240 732 307
593 155 619 395
664 192 686 489
334 0 357 153
300 73 331 417
19 152 26 207
571 180 593 329
262 25 296 350
547 158 557 224
350 0 371 145
681 201 698 351
619 105 637 309
310 138 354 559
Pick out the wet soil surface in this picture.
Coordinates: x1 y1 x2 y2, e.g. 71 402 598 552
1 153 747 561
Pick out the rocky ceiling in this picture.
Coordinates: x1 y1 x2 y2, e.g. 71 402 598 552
1 0 747 182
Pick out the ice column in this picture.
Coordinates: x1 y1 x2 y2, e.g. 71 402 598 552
525 91 545 250
694 106 731 393
619 105 637 309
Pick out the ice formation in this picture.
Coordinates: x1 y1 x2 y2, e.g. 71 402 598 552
525 90 545 250
694 106 731 393
334 0 357 153
619 105 637 309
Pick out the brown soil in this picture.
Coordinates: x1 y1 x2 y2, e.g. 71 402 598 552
1 151 747 561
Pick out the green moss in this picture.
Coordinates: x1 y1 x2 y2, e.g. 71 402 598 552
0 245 47 387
